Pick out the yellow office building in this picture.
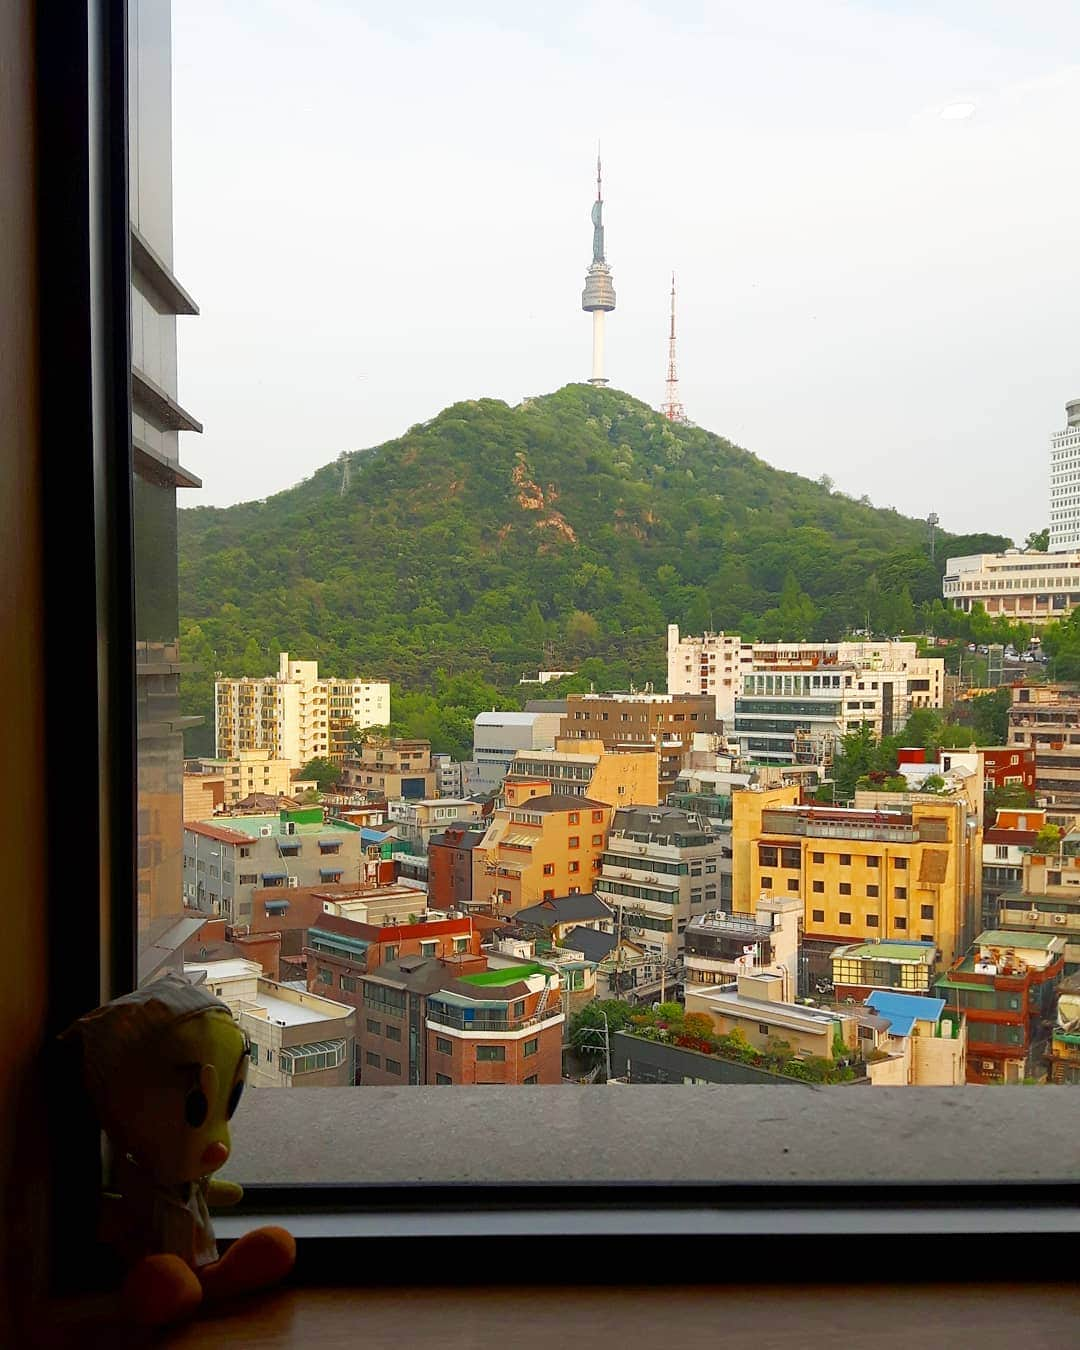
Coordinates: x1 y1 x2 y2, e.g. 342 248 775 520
732 785 980 969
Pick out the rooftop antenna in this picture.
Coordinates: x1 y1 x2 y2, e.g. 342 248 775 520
927 511 940 561
661 271 687 423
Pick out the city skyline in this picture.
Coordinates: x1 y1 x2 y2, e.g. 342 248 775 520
171 2 1080 539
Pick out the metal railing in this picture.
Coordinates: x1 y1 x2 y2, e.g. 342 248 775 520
425 1006 564 1034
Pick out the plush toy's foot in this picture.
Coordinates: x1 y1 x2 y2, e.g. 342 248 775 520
122 1253 204 1327
199 1225 296 1303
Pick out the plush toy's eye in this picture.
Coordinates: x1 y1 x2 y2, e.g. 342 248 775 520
226 1079 245 1120
185 1088 208 1128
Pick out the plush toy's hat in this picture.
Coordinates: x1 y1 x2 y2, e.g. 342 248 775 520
62 975 234 1108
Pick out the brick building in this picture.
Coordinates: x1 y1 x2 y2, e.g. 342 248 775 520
935 930 1065 1084
560 692 720 792
306 913 483 1012
428 824 487 910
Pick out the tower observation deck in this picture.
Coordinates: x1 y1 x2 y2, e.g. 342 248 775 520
581 156 615 385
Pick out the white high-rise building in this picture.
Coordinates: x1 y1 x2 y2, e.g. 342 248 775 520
215 652 389 768
1049 399 1080 552
667 625 755 723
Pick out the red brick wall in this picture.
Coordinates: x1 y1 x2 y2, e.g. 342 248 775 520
358 1007 411 1085
426 1019 562 1085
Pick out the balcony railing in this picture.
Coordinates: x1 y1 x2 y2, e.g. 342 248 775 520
425 1006 564 1035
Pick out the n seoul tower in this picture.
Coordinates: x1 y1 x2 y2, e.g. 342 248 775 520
581 155 615 385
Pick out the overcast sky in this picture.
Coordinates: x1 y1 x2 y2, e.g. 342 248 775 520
172 1 1080 541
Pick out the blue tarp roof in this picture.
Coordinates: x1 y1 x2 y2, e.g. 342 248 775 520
866 990 946 1037
360 828 391 843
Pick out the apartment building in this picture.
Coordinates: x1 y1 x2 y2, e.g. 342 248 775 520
560 692 721 792
732 784 980 980
595 806 732 963
306 913 482 1014
387 798 484 852
935 931 1065 1084
472 795 613 913
997 837 1080 968
1008 684 1080 808
215 652 389 769
358 952 489 1085
184 751 297 815
182 807 366 921
683 896 803 998
472 710 562 790
686 973 861 1061
862 991 967 1086
511 891 614 943
830 939 937 1000
425 962 565 1085
317 881 431 927
504 737 659 808
1049 398 1080 550
666 628 943 729
340 736 437 800
186 961 356 1088
735 653 942 766
427 824 488 911
982 808 1045 933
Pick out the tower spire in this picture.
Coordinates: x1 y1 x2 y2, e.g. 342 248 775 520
581 150 615 386
661 271 687 423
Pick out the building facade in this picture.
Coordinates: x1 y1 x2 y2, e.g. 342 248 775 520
943 547 1080 624
130 0 205 972
1009 684 1080 808
1049 398 1080 552
504 739 659 809
830 939 937 1001
215 652 390 769
341 736 437 800
473 794 613 913
472 710 562 791
666 626 755 723
387 798 484 852
425 962 565 1085
183 807 367 921
684 897 803 999
732 784 980 974
595 806 732 963
862 991 967 1087
560 693 721 792
184 750 297 815
935 931 1065 1084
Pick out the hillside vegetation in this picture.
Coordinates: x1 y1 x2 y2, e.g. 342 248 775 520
178 384 1007 754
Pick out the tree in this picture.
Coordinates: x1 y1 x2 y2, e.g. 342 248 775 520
299 757 339 791
985 782 1035 824
1034 823 1062 855
567 1000 640 1062
969 689 1011 744
1024 528 1049 552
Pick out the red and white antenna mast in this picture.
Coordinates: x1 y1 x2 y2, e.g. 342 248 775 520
661 271 686 423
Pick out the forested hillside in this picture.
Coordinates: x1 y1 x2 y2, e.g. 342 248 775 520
178 384 1007 754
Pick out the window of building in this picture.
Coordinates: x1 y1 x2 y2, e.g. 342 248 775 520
811 852 824 864
384 944 398 962
569 812 580 825
895 887 907 900
435 1073 452 1085
513 999 526 1018
592 810 604 823
811 909 825 923
838 912 852 925
365 1052 381 1068
894 857 907 871
895 917 908 930
866 914 879 927
812 880 824 893
839 882 851 896
839 853 851 866
435 1036 452 1054
760 875 773 888
866 884 879 898
366 1018 381 1034
524 1038 538 1057
317 966 332 985
568 836 580 849
239 846 251 858
477 1045 505 1062
385 1024 402 1042
920 904 934 920
523 1075 539 1085
569 860 580 873
420 940 437 957
758 845 778 867
385 1058 401 1075
787 878 799 892
543 889 555 900
867 856 880 868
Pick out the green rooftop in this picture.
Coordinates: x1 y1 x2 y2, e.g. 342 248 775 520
198 813 360 838
459 963 551 987
974 930 1062 950
837 941 935 963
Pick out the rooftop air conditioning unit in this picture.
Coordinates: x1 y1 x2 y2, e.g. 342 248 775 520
259 826 272 837
1053 913 1067 924
981 1060 995 1072
287 876 300 889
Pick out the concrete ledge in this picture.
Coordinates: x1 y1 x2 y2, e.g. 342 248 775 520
223 1086 1080 1186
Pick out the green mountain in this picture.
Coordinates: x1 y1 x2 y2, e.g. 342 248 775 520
178 384 1008 755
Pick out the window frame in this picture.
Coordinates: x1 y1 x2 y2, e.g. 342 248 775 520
33 3 1079 1293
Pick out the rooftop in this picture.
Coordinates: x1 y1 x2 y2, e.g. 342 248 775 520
458 962 552 988
184 821 254 846
197 813 360 839
513 892 613 927
832 940 936 965
505 793 610 812
865 990 947 1038
690 986 848 1035
185 959 261 983
561 925 617 963
475 711 549 726
241 983 351 1027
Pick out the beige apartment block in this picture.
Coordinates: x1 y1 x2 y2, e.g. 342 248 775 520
216 651 390 769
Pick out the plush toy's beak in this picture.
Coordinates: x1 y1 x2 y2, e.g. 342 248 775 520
201 1141 229 1171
